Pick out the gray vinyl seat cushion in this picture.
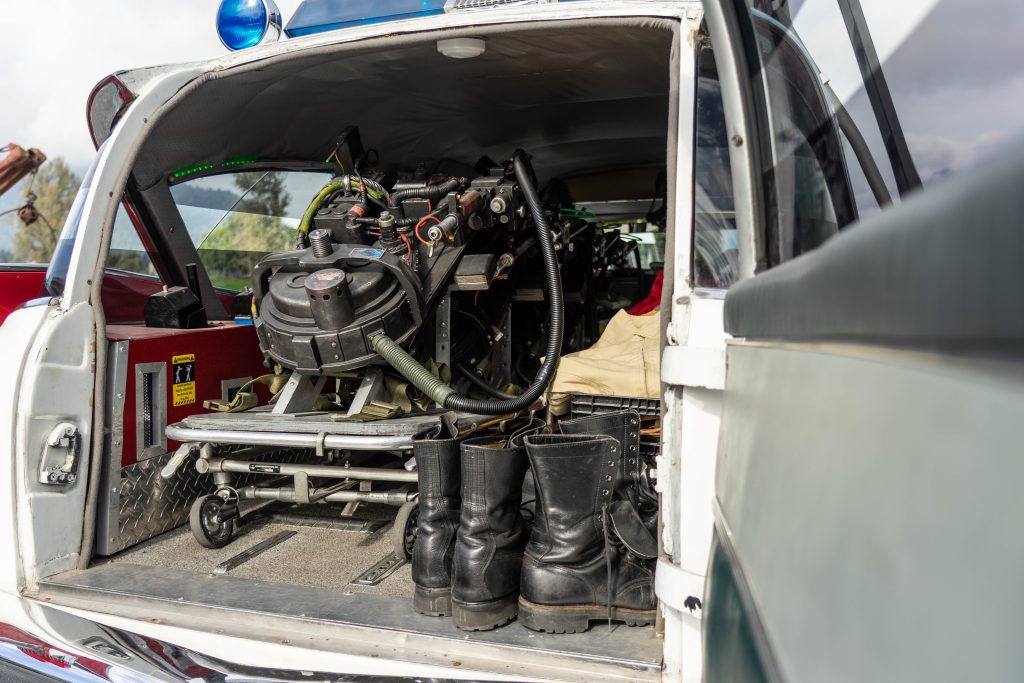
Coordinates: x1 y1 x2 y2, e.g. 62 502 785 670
723 137 1024 351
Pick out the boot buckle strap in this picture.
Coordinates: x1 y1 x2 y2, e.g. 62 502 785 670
609 499 658 560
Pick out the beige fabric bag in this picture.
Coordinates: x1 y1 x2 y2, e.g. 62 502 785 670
549 309 660 414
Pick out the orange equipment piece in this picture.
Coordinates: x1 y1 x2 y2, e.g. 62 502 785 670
0 144 46 198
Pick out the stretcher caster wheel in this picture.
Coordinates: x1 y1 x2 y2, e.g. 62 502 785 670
393 500 419 560
190 494 236 549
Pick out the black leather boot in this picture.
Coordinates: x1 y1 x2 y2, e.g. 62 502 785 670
412 437 462 616
560 409 659 537
451 436 529 631
519 434 657 634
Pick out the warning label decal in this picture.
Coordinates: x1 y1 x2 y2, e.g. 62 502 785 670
172 353 196 407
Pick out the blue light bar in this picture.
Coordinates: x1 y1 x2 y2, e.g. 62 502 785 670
286 0 448 37
217 0 283 50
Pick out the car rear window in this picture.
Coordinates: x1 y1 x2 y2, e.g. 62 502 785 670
170 170 333 291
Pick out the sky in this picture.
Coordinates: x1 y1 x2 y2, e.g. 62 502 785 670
0 0 301 250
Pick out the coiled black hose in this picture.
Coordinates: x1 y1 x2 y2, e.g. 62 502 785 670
370 150 563 415
390 178 459 207
445 150 561 413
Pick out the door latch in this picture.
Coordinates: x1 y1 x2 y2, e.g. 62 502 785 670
39 422 80 485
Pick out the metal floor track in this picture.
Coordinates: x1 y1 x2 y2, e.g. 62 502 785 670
33 564 663 683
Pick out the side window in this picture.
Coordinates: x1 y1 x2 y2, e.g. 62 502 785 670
858 0 1024 187
746 0 1024 226
101 202 164 324
694 47 739 289
170 171 332 291
751 11 857 263
107 204 158 276
781 0 898 214
702 534 774 683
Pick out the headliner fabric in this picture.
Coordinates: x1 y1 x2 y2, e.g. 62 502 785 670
724 135 1024 351
134 22 674 191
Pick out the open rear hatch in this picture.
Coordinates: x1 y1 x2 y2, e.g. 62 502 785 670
27 15 679 682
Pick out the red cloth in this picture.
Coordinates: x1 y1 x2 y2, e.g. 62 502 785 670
627 269 664 316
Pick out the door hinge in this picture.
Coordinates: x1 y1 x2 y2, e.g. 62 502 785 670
655 559 705 617
39 422 81 486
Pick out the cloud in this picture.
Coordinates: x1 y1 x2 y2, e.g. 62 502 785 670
1 0 302 171
0 0 302 243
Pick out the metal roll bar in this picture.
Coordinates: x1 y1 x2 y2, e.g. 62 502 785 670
165 424 416 451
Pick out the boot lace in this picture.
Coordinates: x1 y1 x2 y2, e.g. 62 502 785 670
600 503 614 631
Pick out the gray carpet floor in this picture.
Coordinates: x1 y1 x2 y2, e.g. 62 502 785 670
99 501 415 598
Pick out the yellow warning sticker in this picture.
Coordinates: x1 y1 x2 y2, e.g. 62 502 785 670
171 353 196 407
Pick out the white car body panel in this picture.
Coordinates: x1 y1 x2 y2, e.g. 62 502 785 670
715 342 1024 682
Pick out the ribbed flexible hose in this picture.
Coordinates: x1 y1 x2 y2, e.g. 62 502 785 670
371 335 456 405
371 149 563 416
298 180 349 235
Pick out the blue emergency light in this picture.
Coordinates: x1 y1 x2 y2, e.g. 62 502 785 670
216 0 283 51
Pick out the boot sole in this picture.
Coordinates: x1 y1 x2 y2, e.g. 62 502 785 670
452 593 519 631
413 586 452 617
518 597 656 634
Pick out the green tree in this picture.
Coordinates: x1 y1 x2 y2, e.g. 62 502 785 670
13 157 80 263
233 171 290 216
197 172 294 290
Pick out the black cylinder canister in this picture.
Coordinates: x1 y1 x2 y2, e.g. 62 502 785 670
304 268 355 330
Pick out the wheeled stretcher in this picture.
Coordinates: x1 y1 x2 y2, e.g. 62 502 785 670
162 369 502 553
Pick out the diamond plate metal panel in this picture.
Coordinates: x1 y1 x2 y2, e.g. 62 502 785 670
99 448 314 555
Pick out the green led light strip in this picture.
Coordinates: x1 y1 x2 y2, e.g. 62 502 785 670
222 156 257 167
170 157 260 180
170 157 335 182
170 163 216 180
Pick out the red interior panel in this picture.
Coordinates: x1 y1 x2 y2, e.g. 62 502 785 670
101 271 244 324
101 272 164 323
107 323 268 466
0 267 46 325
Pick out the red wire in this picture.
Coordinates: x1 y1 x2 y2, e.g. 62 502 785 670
414 215 442 245
400 233 413 261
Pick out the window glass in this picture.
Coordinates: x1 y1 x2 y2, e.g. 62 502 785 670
45 149 102 297
702 534 773 683
170 170 332 291
694 48 739 289
101 202 164 324
748 0 1024 211
858 0 1024 186
107 204 157 276
750 10 856 263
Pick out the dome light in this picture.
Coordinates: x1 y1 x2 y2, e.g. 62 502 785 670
216 0 282 51
437 38 486 59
